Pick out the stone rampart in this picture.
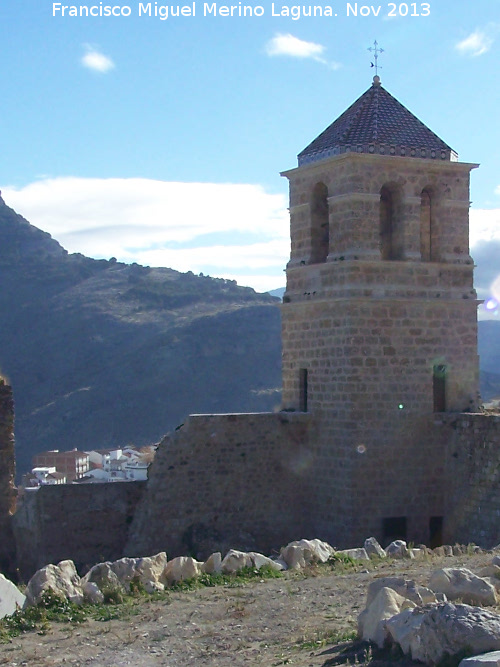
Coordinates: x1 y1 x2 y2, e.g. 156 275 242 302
125 412 316 560
443 413 500 547
0 379 16 575
13 481 145 580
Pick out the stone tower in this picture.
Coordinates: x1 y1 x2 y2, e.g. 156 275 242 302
281 76 480 547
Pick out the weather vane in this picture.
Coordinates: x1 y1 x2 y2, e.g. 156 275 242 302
368 40 384 76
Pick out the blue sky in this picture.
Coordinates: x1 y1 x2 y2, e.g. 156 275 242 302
0 0 499 314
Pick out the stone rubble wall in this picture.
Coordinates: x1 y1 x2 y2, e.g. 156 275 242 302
0 379 16 575
13 480 146 581
444 413 500 547
10 408 500 580
125 412 316 561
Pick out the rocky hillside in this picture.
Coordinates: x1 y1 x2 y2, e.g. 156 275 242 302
0 196 282 477
479 320 500 402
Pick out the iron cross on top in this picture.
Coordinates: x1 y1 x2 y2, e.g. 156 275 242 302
368 40 384 75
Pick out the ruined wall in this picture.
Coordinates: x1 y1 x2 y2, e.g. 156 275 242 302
443 413 500 547
125 412 317 560
13 481 145 580
0 379 16 575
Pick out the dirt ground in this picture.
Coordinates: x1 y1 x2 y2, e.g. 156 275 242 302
0 551 495 667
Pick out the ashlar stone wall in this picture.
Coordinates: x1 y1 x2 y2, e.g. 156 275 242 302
283 153 476 267
279 149 480 549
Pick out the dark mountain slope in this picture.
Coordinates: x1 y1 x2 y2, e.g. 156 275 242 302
479 320 500 403
0 197 282 477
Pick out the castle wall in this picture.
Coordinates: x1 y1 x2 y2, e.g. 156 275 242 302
0 380 16 575
13 481 145 580
443 413 500 547
125 412 317 560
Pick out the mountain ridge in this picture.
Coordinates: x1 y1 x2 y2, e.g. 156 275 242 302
0 197 282 477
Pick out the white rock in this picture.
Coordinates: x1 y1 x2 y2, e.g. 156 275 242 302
280 539 335 569
280 545 308 570
202 552 222 575
358 587 415 648
364 537 386 559
143 580 165 594
429 568 497 606
82 581 105 605
135 552 168 588
366 577 437 606
83 562 124 594
385 606 426 657
110 557 138 591
0 573 26 618
410 603 500 665
460 651 500 667
164 556 201 583
272 558 289 571
337 548 370 561
221 550 253 574
25 560 84 606
385 540 409 559
249 552 285 571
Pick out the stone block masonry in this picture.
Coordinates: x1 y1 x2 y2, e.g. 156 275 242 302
0 379 16 576
125 412 316 560
13 480 145 581
444 414 500 547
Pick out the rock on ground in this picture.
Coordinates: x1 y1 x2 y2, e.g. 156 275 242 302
0 572 26 618
429 568 497 606
460 651 500 667
388 602 500 665
358 586 415 647
280 538 335 569
25 560 84 607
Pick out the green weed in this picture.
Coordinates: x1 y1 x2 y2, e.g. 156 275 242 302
294 628 357 651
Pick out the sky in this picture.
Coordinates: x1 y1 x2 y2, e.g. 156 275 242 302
0 0 499 316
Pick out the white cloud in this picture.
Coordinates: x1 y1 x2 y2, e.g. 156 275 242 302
265 33 341 69
470 207 500 319
1 177 289 292
81 45 115 73
470 208 500 247
455 29 494 57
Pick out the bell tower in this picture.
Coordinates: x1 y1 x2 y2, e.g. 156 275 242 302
281 76 480 546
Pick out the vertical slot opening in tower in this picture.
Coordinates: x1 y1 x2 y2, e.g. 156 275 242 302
433 364 447 412
299 368 308 412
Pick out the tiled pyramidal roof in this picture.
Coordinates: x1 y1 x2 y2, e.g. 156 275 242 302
298 77 457 166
